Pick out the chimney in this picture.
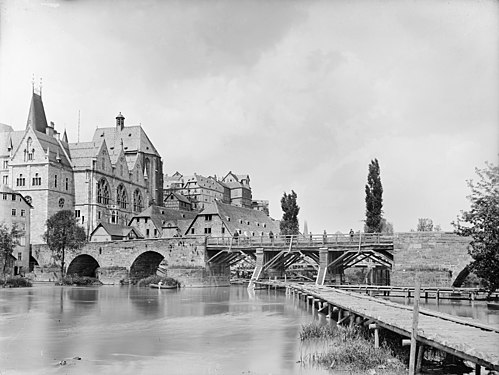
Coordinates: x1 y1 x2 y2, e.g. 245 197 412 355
116 112 125 131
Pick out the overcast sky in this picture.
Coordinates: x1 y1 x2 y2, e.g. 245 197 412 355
0 0 497 233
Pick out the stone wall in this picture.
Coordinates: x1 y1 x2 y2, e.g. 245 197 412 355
392 232 472 287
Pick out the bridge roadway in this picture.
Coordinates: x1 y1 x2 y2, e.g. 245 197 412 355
255 280 499 373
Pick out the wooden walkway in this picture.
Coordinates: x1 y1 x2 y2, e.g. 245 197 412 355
255 281 499 372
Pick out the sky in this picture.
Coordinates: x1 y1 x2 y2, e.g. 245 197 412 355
0 0 497 233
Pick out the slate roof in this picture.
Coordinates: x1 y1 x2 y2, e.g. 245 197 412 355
34 130 72 167
68 141 101 168
131 205 197 231
0 185 33 207
165 192 191 204
26 93 48 133
198 200 279 236
91 222 143 239
92 124 160 157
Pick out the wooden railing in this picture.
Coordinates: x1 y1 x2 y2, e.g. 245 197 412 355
206 233 393 248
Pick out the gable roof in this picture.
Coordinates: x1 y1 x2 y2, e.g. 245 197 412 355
92 124 160 157
131 205 197 230
192 200 279 236
90 222 143 239
0 185 33 208
165 192 191 204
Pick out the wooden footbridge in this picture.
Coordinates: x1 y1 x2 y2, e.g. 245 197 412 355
256 280 499 374
206 233 393 284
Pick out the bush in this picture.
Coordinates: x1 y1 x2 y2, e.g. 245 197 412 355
58 275 102 286
1 276 32 288
137 275 180 288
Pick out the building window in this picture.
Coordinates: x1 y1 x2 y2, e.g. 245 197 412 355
11 194 16 201
58 198 65 208
65 178 69 190
2 193 6 200
2 176 7 184
221 227 225 234
54 175 58 188
204 228 211 234
25 196 32 205
97 211 101 219
205 214 212 221
146 229 150 237
133 189 143 212
111 211 117 224
82 216 85 224
17 252 22 261
97 178 110 205
154 229 158 237
117 184 128 209
2 160 7 169
16 174 25 186
20 209 25 217
145 218 148 224
11 209 16 216
191 228 195 234
32 173 41 186
75 210 81 218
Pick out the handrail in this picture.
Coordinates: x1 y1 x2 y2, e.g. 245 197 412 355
206 233 394 247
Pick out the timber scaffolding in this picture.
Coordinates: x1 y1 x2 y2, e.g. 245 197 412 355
255 281 499 374
206 233 393 285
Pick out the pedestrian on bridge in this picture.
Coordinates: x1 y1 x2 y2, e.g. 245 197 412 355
350 229 354 242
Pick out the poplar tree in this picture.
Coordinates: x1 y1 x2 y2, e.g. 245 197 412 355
280 190 300 235
365 159 383 233
43 210 87 278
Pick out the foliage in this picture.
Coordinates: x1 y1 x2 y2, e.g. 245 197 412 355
280 190 300 235
417 218 434 232
0 223 23 278
0 276 32 288
380 218 394 234
365 159 384 233
137 275 180 287
299 323 405 373
43 210 87 278
58 275 102 286
453 162 499 295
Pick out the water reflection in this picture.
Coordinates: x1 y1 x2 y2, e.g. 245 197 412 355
0 286 329 375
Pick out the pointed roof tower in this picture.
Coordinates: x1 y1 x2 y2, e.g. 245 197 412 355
26 92 49 133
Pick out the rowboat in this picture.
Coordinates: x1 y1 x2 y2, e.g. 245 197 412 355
150 283 179 290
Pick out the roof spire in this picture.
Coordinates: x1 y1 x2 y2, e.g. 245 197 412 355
31 74 35 93
39 77 43 97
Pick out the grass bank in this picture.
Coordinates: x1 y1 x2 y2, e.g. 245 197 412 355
137 275 180 288
299 323 405 374
58 275 103 286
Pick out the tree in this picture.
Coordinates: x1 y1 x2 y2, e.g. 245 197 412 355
365 159 383 233
0 223 23 279
452 162 499 296
280 190 300 235
43 210 87 278
417 218 434 232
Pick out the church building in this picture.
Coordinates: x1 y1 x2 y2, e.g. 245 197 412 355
0 89 163 244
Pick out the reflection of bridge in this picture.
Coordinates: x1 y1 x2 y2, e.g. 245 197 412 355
206 233 394 285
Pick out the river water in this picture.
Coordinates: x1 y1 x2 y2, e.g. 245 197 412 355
1 285 497 375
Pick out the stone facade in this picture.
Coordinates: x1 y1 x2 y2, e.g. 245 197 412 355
391 232 472 287
0 92 163 244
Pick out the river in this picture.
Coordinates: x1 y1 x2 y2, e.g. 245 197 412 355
1 285 497 375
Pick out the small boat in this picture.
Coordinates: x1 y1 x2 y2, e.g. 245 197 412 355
487 302 499 310
150 283 179 290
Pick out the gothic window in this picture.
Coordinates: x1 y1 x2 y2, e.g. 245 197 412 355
54 175 58 188
133 189 143 212
97 178 110 205
32 173 41 186
117 184 128 209
58 198 65 208
26 138 34 161
25 195 32 205
65 178 69 190
16 174 25 187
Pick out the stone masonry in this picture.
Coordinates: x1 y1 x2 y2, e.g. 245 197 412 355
392 232 472 287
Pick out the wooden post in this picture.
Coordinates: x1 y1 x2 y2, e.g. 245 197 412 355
369 323 379 348
475 363 481 375
409 278 421 375
416 344 424 374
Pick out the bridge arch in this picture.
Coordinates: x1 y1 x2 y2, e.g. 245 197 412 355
67 254 100 277
451 266 470 287
129 251 164 282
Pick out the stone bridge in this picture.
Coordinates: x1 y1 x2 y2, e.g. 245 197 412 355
30 232 473 288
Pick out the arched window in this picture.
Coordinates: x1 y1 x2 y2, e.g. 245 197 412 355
133 189 143 212
117 184 128 209
26 138 34 161
97 178 110 205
